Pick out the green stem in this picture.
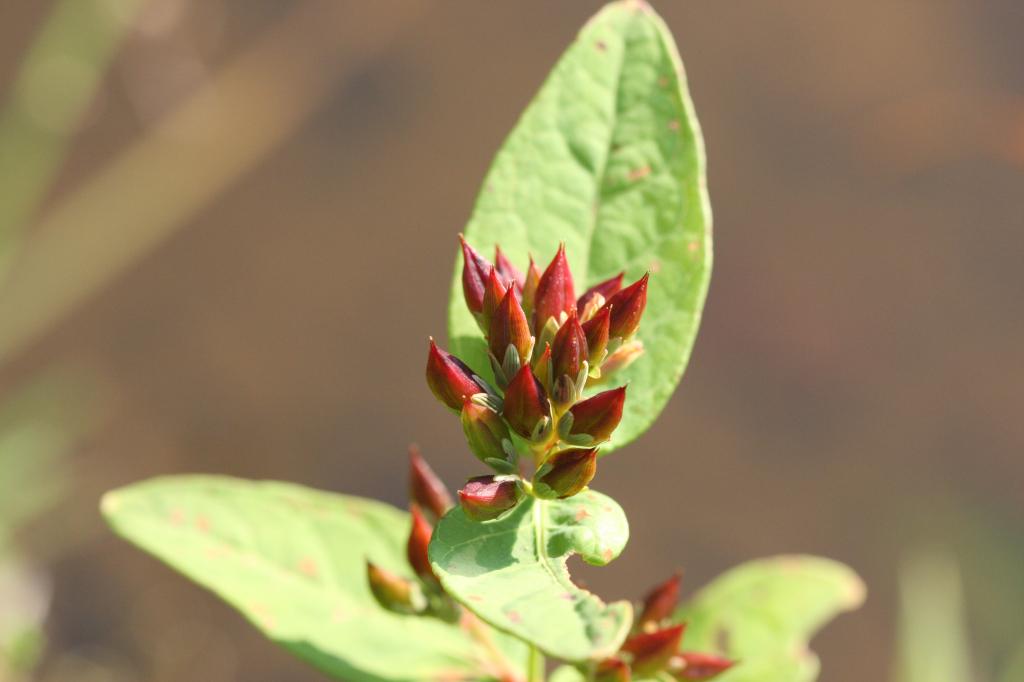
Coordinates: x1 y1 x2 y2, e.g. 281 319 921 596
527 644 545 682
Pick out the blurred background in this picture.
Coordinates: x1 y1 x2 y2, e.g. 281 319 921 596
0 1 1021 681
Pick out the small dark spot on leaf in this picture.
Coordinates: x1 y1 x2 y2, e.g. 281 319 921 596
658 75 669 88
595 40 607 52
507 610 522 623
668 120 680 132
628 165 651 182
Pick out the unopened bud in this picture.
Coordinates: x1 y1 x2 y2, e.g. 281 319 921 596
489 285 533 367
582 306 612 370
534 447 598 499
595 658 631 682
481 267 510 332
670 652 735 680
533 244 576 331
366 560 426 614
601 273 649 340
532 342 553 393
600 340 644 378
568 386 626 443
550 310 588 386
638 571 682 629
426 339 488 411
522 256 542 321
622 624 685 676
459 235 494 314
407 504 437 583
495 245 525 291
409 446 453 520
458 475 521 521
577 272 624 317
502 364 551 440
461 398 513 465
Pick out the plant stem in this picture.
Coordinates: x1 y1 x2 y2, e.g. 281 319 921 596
527 644 545 682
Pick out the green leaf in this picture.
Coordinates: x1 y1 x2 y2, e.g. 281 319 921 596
448 0 711 455
673 555 866 682
102 476 525 682
429 490 632 662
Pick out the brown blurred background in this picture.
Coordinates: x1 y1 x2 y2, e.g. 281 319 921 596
0 1 1022 681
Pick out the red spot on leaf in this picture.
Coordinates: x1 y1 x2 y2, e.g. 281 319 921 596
628 165 652 181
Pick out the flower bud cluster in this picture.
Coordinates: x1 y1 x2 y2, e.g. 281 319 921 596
595 573 735 681
426 237 650 519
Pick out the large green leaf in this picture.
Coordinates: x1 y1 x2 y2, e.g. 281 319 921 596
102 476 526 682
448 0 711 455
429 490 632 662
673 555 866 682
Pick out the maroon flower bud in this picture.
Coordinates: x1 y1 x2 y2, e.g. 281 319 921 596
568 386 626 443
458 475 521 521
638 571 682 629
494 245 525 290
601 273 649 340
366 560 426 614
582 305 612 368
489 285 533 365
409 445 453 521
577 272 624 317
502 364 551 440
461 398 513 464
521 255 542 321
459 235 494 314
407 503 436 583
550 309 588 383
534 447 598 499
426 338 487 411
595 658 631 682
481 267 510 331
533 244 576 331
622 624 685 676
672 652 735 680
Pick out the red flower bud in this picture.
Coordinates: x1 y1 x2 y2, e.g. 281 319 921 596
534 447 597 499
481 267 510 332
622 624 685 676
577 272 624 316
569 386 626 443
458 475 521 521
489 285 533 365
638 571 682 629
582 306 611 367
550 309 588 383
407 504 436 582
366 560 426 614
461 398 513 464
521 255 542 321
409 445 453 520
459 235 494 314
601 273 649 339
495 245 525 290
426 338 487 411
672 652 735 680
595 658 631 682
533 244 576 331
502 364 551 440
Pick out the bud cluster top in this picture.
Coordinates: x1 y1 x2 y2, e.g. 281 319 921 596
426 237 649 518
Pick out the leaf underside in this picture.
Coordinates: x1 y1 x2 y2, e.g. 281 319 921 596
102 475 525 682
429 490 632 662
448 0 712 455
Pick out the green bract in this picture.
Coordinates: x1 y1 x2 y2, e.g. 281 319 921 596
448 0 711 455
101 476 526 682
429 490 631 662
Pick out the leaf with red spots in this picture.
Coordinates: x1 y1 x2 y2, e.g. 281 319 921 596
102 475 527 681
429 489 631 662
447 0 712 456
